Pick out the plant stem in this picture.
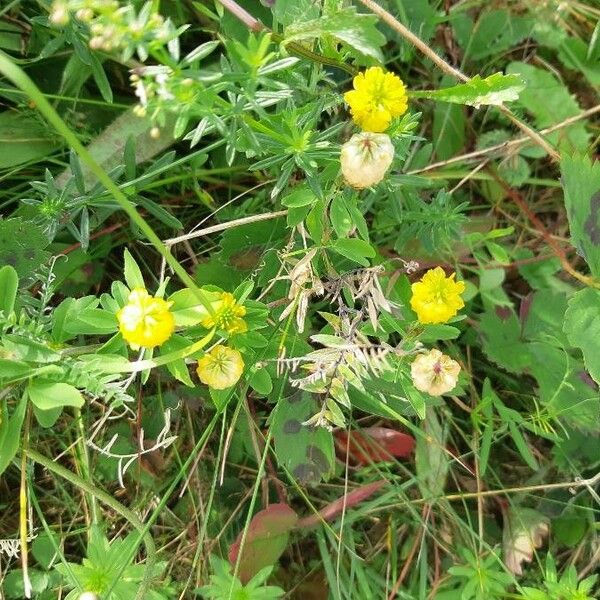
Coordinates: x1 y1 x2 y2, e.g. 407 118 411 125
19 406 32 599
26 448 157 600
0 50 215 316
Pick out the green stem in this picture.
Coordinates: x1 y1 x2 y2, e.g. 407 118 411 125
106 409 223 596
26 448 157 600
0 50 214 316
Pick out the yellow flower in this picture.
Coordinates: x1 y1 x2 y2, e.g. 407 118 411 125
196 345 244 390
410 267 465 324
201 292 247 335
411 349 460 396
344 67 408 133
117 288 175 349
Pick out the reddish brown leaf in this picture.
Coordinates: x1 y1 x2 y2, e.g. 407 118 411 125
335 427 415 465
229 503 298 583
297 480 386 529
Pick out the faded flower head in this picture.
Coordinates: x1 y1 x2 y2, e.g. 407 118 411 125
410 267 465 324
411 349 460 396
344 66 408 133
201 292 247 335
117 288 175 349
503 507 549 576
196 345 244 390
340 132 394 189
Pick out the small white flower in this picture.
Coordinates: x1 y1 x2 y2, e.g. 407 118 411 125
79 593 100 600
340 132 394 189
410 349 460 396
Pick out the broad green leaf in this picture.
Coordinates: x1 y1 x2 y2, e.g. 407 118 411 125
411 73 525 107
561 154 600 278
0 392 27 476
479 307 529 374
415 408 449 498
453 10 534 61
330 238 375 266
0 265 18 315
507 62 590 152
248 367 273 396
28 380 84 411
564 288 600 385
284 8 385 61
271 391 334 485
528 341 599 432
123 248 145 290
0 112 58 168
228 503 298 584
0 218 50 278
432 79 466 159
281 186 316 208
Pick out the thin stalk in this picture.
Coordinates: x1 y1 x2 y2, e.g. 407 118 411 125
19 405 32 599
0 50 214 316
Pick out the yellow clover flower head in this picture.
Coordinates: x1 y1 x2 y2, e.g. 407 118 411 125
344 66 408 133
411 349 460 396
201 292 247 335
410 267 465 324
117 288 175 349
196 345 244 390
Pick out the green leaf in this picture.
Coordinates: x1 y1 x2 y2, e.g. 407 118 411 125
415 408 449 498
284 7 385 61
271 391 334 485
453 10 534 61
0 264 18 315
330 238 375 266
411 73 525 107
0 218 50 278
123 248 145 290
28 380 84 411
229 503 298 584
564 288 600 384
248 367 273 396
0 392 27 476
507 62 590 153
329 196 353 238
0 112 58 168
281 186 316 208
561 154 600 278
479 307 530 374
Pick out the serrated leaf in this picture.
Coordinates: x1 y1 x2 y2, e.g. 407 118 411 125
564 288 600 385
561 154 600 277
284 8 385 61
507 62 590 152
411 73 525 107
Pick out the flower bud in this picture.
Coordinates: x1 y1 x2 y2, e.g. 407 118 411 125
410 349 460 396
50 2 69 26
340 132 394 189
